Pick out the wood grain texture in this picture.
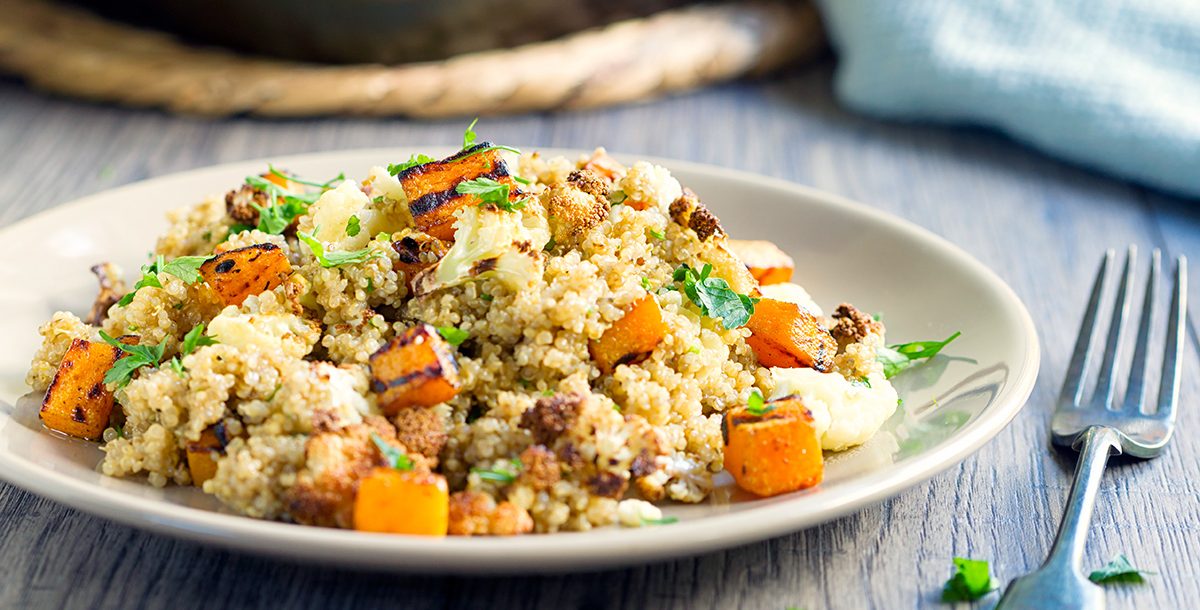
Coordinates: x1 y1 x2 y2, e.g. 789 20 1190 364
0 63 1197 609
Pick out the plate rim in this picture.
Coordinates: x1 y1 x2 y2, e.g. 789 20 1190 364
0 147 1041 573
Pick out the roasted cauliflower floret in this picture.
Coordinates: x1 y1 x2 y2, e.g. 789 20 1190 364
412 204 548 296
541 169 610 247
447 491 534 536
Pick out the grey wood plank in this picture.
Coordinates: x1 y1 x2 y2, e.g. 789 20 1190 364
0 62 1196 609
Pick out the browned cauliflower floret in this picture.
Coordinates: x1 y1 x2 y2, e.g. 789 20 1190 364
541 169 610 248
829 303 885 352
391 406 448 467
447 491 534 536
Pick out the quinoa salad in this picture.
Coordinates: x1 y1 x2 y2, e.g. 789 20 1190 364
26 125 958 536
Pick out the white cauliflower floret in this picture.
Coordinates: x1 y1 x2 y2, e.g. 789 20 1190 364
414 205 549 295
307 180 403 250
760 282 823 317
207 304 319 360
617 161 683 212
769 367 898 451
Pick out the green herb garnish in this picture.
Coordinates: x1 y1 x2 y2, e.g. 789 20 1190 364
543 236 556 252
181 322 217 355
267 165 344 190
297 229 378 268
160 255 210 285
455 176 528 212
649 228 665 240
370 432 414 471
672 263 759 329
609 191 627 206
462 117 479 148
879 332 962 379
513 175 532 185
1089 554 1154 585
99 331 166 388
436 325 470 346
387 154 436 176
941 557 999 602
481 293 494 302
640 277 653 291
471 458 522 484
345 215 361 237
641 516 679 526
745 389 773 416
855 376 872 388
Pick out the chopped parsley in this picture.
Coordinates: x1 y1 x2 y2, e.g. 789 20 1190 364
640 277 653 291
879 332 962 379
297 229 378 268
541 389 555 397
117 254 210 307
609 191 628 206
345 215 361 237
370 432 414 471
98 331 166 388
745 389 773 416
672 263 759 329
481 293 494 302
470 458 522 484
455 176 528 212
648 228 666 240
513 175 532 185
462 117 479 148
641 516 679 526
243 170 340 235
365 277 375 294
267 165 344 190
941 557 998 602
1089 554 1154 585
164 323 218 378
854 376 872 388
543 236 556 252
436 325 470 346
387 153 436 175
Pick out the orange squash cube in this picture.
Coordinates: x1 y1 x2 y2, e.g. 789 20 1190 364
199 243 292 306
723 397 823 496
353 468 449 536
40 338 120 440
397 144 524 241
186 424 232 486
746 298 836 371
589 294 666 374
369 324 460 414
727 239 794 286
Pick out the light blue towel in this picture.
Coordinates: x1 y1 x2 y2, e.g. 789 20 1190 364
815 0 1200 198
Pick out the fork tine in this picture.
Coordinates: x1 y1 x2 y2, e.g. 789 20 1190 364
1095 246 1136 409
1156 256 1187 421
1060 250 1113 408
1124 249 1160 412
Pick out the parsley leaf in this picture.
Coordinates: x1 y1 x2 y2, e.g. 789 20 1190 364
455 177 527 212
244 175 323 235
878 332 962 379
641 516 679 526
267 165 344 190
370 432 414 471
941 557 999 602
463 117 479 149
160 255 210 285
470 458 522 484
1089 554 1154 584
388 153 436 176
98 331 166 388
168 357 185 377
673 264 759 329
745 389 773 416
436 325 470 346
180 322 217 356
297 229 379 268
640 277 653 291
609 191 628 206
117 256 165 307
345 215 361 237
649 228 665 240
855 376 872 388
513 175 532 185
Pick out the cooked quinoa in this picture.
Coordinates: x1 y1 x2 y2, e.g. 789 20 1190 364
27 139 899 535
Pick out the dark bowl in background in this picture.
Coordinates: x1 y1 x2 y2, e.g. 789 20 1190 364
66 0 698 64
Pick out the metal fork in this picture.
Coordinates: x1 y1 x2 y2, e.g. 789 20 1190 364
996 247 1187 610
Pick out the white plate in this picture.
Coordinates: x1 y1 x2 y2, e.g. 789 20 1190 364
0 149 1039 573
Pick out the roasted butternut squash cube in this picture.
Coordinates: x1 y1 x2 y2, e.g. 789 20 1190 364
354 468 449 536
746 298 835 371
723 397 823 497
199 243 292 306
40 338 120 440
369 324 460 414
727 239 794 286
580 148 625 181
391 232 450 289
589 294 666 374
397 144 524 241
186 423 233 487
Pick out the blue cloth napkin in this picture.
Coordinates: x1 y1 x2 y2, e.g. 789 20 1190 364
814 0 1200 198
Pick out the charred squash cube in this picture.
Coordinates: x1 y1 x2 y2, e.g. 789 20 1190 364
589 294 666 375
40 338 120 440
745 298 836 371
723 396 823 497
396 143 524 241
727 239 795 286
185 423 234 486
199 243 292 306
369 324 460 414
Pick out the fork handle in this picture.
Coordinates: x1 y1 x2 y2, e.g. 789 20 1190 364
1044 426 1123 572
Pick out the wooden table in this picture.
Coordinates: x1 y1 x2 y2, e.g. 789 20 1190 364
0 64 1196 609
